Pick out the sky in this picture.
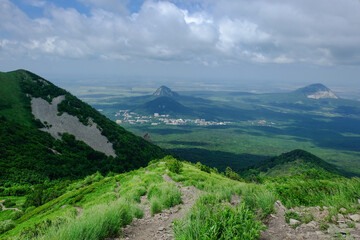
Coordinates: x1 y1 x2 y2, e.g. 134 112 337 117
1 0 360 91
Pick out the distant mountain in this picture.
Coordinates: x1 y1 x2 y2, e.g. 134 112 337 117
294 83 338 99
153 86 179 97
0 70 166 184
136 96 193 116
245 149 342 177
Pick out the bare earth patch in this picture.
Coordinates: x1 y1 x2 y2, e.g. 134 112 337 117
0 200 22 212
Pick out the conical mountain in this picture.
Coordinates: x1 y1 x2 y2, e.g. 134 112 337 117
294 83 338 99
153 86 179 97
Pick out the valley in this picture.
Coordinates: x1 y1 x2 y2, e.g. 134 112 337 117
83 85 360 176
1 70 360 240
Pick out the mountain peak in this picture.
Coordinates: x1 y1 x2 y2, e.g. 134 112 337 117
295 83 338 99
153 86 179 97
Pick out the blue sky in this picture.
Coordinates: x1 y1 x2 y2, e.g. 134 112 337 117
1 0 360 92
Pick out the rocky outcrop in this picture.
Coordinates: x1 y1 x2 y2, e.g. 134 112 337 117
31 95 116 157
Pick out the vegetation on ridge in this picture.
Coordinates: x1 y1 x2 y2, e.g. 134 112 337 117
0 70 166 185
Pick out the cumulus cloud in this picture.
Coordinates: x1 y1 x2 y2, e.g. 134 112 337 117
1 0 360 65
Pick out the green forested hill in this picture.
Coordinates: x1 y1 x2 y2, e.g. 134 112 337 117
0 70 166 185
243 149 343 178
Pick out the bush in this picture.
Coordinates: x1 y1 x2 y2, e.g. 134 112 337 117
0 220 15 235
196 162 211 173
225 167 242 181
165 157 183 174
3 199 16 208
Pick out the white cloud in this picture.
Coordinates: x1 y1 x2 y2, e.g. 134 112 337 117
1 0 360 66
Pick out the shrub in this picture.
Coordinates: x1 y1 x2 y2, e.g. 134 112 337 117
225 167 242 181
196 162 211 173
0 220 15 235
165 157 183 174
3 199 16 208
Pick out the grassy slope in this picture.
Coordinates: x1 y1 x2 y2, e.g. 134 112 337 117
1 156 360 239
0 159 246 239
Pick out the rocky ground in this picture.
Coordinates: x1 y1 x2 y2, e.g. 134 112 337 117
261 200 360 240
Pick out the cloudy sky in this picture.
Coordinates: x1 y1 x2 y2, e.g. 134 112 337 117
1 0 360 90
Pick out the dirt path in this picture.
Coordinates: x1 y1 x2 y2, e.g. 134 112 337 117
119 174 200 240
0 200 22 212
115 181 120 199
73 205 83 217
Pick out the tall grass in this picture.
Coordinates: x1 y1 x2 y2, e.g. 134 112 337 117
32 198 141 240
148 182 182 215
242 184 276 219
174 194 263 240
266 177 360 211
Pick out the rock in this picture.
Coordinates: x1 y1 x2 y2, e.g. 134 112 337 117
290 219 300 225
323 206 328 210
339 208 347 214
158 227 165 231
275 200 287 212
306 221 318 228
339 223 348 229
327 227 338 234
350 214 360 222
358 199 360 204
337 214 345 223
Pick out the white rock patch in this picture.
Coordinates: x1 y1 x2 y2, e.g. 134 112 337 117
31 95 116 157
307 91 338 99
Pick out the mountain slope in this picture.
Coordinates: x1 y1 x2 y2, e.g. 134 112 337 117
153 85 179 97
294 83 338 99
0 70 166 184
135 96 193 116
245 149 342 177
2 157 360 240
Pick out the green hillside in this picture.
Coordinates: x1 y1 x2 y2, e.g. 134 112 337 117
245 149 343 178
1 156 360 239
136 96 194 116
0 70 166 185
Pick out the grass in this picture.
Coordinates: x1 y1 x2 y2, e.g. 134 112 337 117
148 182 182 216
241 184 276 219
174 195 263 240
31 198 138 240
3 157 360 239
